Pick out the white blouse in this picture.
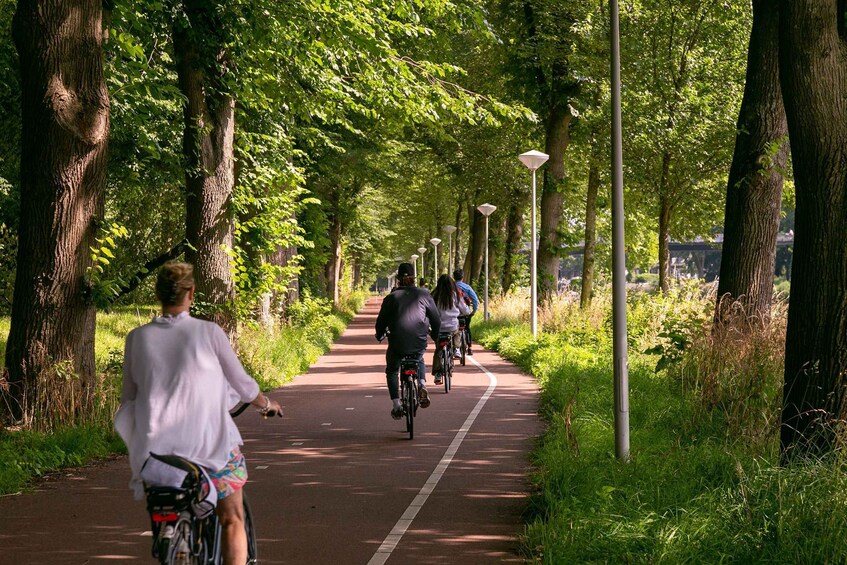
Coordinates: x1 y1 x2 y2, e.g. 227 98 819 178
114 312 259 498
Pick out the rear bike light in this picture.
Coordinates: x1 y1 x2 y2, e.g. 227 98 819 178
403 370 417 375
152 512 178 523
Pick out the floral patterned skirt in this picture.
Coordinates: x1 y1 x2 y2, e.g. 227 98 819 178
209 448 248 500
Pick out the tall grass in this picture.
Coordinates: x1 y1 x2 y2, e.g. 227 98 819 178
478 287 847 563
0 292 366 494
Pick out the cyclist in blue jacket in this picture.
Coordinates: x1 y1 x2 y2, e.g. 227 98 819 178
453 268 479 355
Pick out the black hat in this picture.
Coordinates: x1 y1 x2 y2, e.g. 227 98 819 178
397 262 414 277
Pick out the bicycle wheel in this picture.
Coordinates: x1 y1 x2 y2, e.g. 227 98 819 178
442 348 450 393
460 331 466 366
244 493 258 564
405 377 415 440
446 348 452 392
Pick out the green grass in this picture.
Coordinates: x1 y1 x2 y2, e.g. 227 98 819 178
0 292 366 494
477 291 847 564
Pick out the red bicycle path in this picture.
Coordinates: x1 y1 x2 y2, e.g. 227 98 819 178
0 297 541 564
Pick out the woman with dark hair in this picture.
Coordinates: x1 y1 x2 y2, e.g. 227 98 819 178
430 274 470 384
115 261 281 565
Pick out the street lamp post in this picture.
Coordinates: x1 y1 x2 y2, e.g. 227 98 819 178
410 254 419 279
519 150 549 339
610 0 630 461
429 238 441 281
477 204 497 321
417 247 427 284
443 225 457 275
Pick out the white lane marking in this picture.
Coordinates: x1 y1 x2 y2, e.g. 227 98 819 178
367 355 497 565
292 442 304 446
346 407 355 410
365 395 374 398
255 465 269 470
322 423 332 426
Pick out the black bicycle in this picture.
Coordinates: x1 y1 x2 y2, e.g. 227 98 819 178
399 355 420 440
434 332 453 393
144 403 276 564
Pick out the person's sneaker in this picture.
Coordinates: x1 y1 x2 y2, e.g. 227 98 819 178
419 386 431 408
391 407 404 420
434 375 442 385
454 348 462 358
467 348 474 356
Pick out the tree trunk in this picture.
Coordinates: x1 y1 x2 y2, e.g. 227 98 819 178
174 5 236 336
779 0 847 460
4 0 109 424
580 159 601 308
268 242 299 308
657 153 672 293
325 214 342 305
453 200 463 275
539 103 573 300
502 192 525 294
468 207 485 284
716 0 788 328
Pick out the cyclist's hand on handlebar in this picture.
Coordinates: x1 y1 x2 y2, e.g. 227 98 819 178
262 398 283 419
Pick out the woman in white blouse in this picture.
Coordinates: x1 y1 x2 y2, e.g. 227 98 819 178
115 262 281 565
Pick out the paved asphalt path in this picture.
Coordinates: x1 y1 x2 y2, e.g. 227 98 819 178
0 297 540 564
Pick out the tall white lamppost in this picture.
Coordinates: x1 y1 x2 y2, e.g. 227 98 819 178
417 246 427 283
443 225 457 275
429 237 441 281
477 203 497 321
519 150 549 339
410 254 419 279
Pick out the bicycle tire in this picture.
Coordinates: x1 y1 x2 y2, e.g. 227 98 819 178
442 348 450 393
244 493 258 564
460 331 466 366
446 347 453 392
405 376 415 440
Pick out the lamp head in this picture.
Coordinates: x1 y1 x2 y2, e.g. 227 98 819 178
429 238 441 246
410 254 419 260
442 225 457 234
518 150 550 171
477 203 497 217
417 247 427 255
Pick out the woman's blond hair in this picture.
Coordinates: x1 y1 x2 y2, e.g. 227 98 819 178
155 262 194 306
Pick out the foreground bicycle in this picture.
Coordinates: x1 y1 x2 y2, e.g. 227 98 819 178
434 332 454 393
143 403 276 564
399 355 421 439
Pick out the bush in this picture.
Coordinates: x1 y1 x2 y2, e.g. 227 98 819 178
477 287 846 563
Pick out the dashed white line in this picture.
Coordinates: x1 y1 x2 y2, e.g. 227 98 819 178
255 465 269 470
367 355 497 565
322 423 332 426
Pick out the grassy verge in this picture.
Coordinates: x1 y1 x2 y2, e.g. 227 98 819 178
477 288 847 563
0 291 366 495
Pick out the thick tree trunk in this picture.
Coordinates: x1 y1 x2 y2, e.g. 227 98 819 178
468 207 485 284
502 191 526 294
580 160 601 308
453 201 463 275
539 104 573 300
174 4 236 337
268 242 299 308
716 0 788 328
4 0 109 424
779 0 847 460
657 153 672 293
325 214 342 305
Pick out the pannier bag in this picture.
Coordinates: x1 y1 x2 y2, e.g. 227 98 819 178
141 453 217 519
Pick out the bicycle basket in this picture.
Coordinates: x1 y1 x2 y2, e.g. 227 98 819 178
141 453 217 519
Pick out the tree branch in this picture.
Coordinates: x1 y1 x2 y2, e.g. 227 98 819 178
112 238 188 300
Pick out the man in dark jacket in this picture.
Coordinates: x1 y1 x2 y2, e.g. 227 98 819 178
376 263 441 419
